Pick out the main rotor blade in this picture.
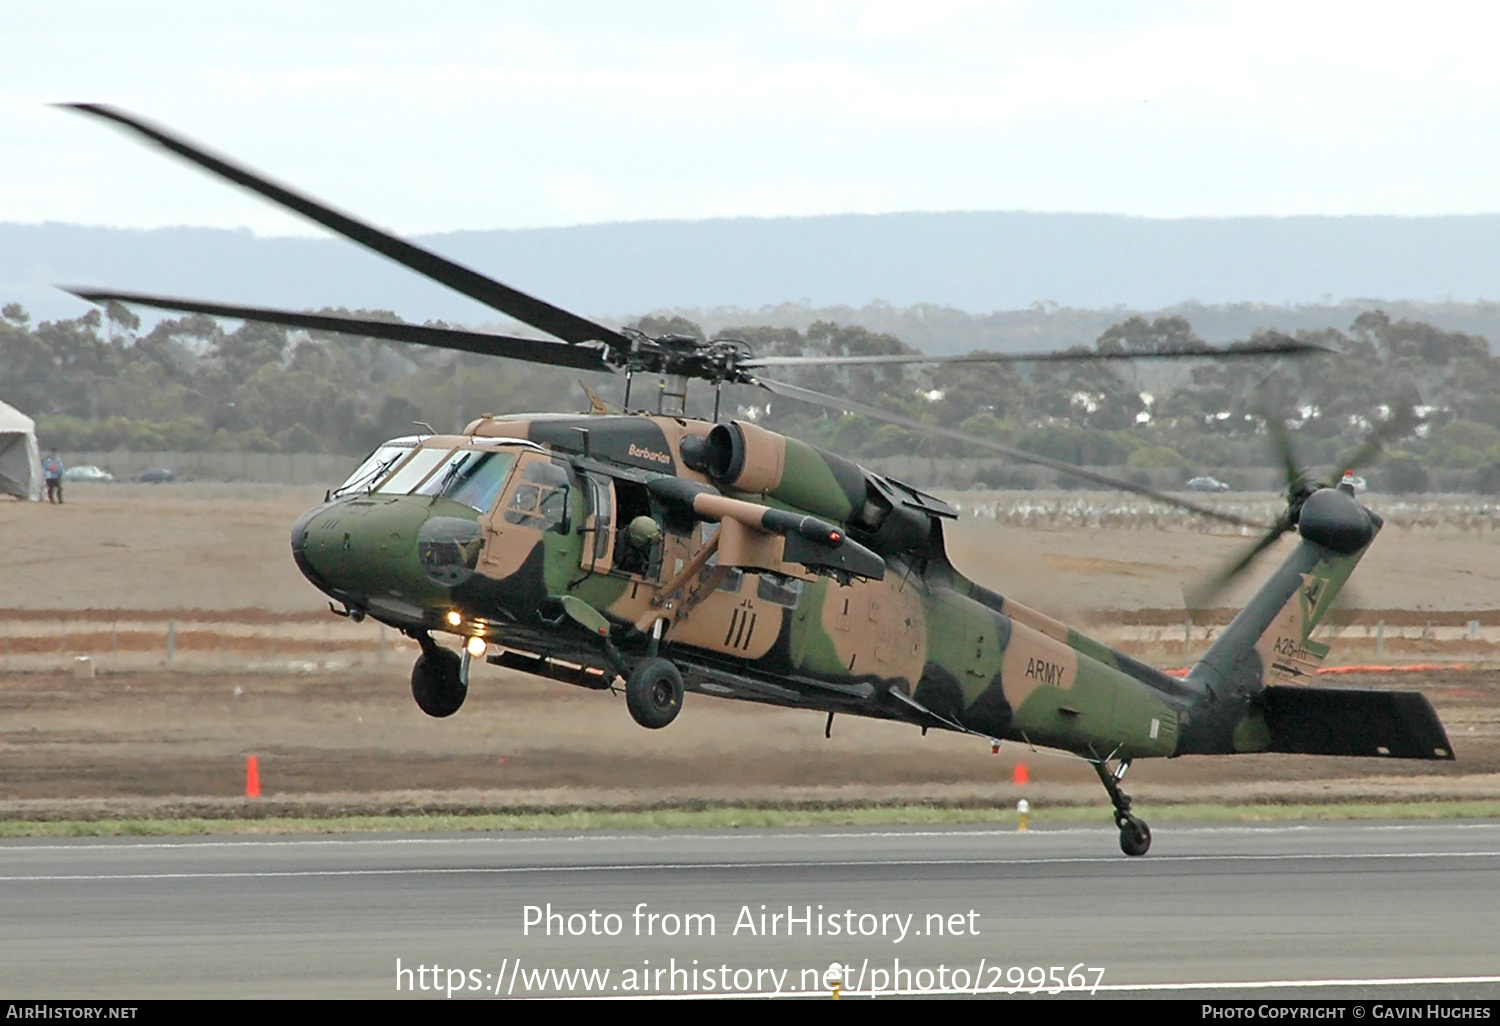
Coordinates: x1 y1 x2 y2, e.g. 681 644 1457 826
61 104 630 353
66 288 611 372
752 376 1264 528
740 338 1330 369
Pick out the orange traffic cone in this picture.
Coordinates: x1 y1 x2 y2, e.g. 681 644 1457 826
245 755 261 798
1012 762 1029 785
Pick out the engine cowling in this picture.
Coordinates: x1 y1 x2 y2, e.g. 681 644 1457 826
690 420 952 556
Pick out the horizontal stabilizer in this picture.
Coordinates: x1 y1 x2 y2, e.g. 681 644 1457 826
1261 686 1455 760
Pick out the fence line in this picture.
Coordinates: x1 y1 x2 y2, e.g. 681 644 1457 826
63 451 355 485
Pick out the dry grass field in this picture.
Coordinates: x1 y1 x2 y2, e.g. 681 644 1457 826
1 482 1497 817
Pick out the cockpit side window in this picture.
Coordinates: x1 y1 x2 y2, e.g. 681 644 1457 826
503 459 571 533
585 474 613 563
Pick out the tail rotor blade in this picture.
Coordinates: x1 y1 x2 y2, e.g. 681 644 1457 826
1184 513 1295 612
1187 410 1305 609
1263 414 1306 496
1322 401 1422 488
1188 399 1422 610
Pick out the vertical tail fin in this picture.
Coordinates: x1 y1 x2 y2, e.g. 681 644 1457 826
1243 532 1362 687
1191 487 1379 691
1179 487 1381 754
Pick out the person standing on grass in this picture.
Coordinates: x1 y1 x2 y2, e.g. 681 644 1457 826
41 450 64 504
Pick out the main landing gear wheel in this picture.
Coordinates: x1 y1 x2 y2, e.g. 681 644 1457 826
411 644 465 718
626 657 684 729
1118 814 1151 857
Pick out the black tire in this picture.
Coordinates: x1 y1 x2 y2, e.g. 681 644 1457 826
411 647 466 718
625 657 684 729
1119 816 1151 857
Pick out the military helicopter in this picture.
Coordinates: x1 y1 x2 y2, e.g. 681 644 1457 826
62 104 1455 856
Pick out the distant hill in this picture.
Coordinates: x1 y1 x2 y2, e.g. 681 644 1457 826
7 212 1500 350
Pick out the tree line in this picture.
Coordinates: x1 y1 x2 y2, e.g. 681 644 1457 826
4 300 1500 493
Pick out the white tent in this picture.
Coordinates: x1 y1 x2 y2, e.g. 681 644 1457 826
0 399 42 501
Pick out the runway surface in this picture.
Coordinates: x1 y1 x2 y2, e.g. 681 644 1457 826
2 820 1499 998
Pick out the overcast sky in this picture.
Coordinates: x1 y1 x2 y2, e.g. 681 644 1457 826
5 1 1500 236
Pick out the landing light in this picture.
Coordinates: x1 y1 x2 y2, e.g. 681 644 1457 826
446 610 462 627
466 636 487 657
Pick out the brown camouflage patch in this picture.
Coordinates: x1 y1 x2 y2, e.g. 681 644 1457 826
727 420 787 494
821 575 927 681
1000 622 1080 710
669 587 780 660
998 598 1072 645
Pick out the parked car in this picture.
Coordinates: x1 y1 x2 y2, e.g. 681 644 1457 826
61 465 113 483
132 468 176 484
1185 475 1231 492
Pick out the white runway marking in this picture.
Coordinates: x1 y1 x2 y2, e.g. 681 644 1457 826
1 820 1497 855
2 849 1498 883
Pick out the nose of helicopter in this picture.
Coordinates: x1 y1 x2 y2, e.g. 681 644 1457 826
290 497 423 607
290 502 334 594
291 497 488 619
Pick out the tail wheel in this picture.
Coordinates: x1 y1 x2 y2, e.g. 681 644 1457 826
1118 815 1151 857
626 657 684 729
411 647 466 718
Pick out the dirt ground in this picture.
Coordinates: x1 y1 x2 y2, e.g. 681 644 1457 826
2 484 1498 816
5 483 1500 615
0 665 1497 818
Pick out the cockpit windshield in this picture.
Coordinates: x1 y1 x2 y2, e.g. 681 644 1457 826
336 437 523 513
430 450 517 512
414 450 478 498
374 447 453 495
332 441 415 498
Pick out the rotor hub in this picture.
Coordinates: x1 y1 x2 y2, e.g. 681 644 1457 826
612 330 754 385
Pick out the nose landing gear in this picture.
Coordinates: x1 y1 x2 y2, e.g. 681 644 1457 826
1093 755 1151 857
410 631 466 718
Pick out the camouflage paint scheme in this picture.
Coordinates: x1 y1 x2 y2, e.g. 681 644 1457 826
292 412 1444 764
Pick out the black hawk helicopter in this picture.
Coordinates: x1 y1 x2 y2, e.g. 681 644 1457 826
61 104 1454 856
